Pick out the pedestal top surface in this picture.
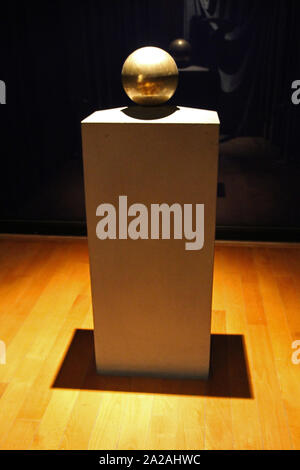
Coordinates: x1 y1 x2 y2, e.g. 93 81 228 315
81 106 219 125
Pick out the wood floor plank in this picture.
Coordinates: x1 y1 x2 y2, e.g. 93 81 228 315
211 246 224 311
117 393 154 450
266 248 293 278
253 248 293 361
88 392 126 450
1 419 40 450
0 256 87 384
0 381 31 447
17 293 92 422
284 248 300 285
220 247 263 450
276 276 300 338
146 393 205 450
0 262 91 447
247 324 292 449
238 249 266 325
0 383 8 399
59 390 102 450
253 248 300 449
29 389 79 450
204 309 234 450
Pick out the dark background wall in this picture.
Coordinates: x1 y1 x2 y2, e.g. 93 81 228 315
0 0 300 240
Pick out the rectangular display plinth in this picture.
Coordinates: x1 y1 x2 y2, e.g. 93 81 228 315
81 106 219 379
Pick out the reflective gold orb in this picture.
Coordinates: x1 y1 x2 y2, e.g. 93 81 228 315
121 46 178 106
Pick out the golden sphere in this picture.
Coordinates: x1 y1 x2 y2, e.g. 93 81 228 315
121 46 178 106
169 38 192 67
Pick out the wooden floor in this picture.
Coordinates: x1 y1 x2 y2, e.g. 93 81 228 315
0 236 299 450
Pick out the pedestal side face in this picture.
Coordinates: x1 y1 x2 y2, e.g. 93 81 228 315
81 110 219 379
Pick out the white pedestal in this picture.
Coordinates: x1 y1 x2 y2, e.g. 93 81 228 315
81 106 219 379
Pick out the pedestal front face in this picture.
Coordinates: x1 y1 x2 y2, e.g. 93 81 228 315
81 106 219 379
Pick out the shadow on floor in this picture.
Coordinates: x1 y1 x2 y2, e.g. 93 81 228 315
52 329 253 398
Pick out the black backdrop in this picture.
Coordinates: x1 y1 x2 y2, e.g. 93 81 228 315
0 0 300 240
